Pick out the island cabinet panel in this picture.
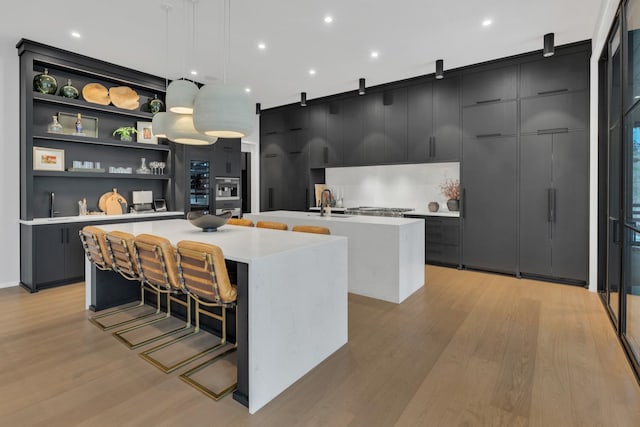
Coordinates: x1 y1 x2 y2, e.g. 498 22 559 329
519 50 590 97
461 65 517 106
461 136 517 274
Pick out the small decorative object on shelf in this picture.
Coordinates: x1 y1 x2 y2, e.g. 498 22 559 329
75 113 84 135
428 201 439 212
136 121 157 144
33 68 57 94
136 157 151 174
78 198 87 216
112 126 137 142
33 146 64 171
148 94 165 114
109 86 140 110
47 115 63 133
82 82 110 105
60 79 79 99
440 178 460 212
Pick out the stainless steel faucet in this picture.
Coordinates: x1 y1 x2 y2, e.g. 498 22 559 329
320 189 332 217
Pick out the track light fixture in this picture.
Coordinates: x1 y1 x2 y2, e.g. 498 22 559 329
435 59 444 80
301 92 307 107
256 102 261 114
359 78 366 95
543 33 555 57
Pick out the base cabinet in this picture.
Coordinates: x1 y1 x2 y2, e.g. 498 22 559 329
426 217 460 265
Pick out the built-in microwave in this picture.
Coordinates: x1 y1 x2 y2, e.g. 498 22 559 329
215 177 240 201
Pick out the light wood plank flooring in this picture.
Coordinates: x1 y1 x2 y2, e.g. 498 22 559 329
1 266 639 426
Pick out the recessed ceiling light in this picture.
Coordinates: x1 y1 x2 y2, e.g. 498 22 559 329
309 69 316 75
370 51 379 59
324 16 333 24
71 31 81 38
258 42 266 50
190 70 198 76
482 19 492 27
245 87 251 93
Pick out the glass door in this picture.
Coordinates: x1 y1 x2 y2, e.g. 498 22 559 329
189 160 211 213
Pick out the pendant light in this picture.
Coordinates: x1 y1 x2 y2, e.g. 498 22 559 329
543 33 555 57
193 0 254 138
166 0 199 114
152 3 172 138
435 59 444 79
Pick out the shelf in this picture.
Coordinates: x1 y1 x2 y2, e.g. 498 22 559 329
33 171 171 180
33 92 155 119
33 134 170 151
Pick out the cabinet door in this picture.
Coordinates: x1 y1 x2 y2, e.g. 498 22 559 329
284 108 308 131
432 78 461 162
261 111 286 134
462 101 517 139
65 223 86 280
214 138 241 177
308 104 328 168
520 91 589 134
461 65 517 106
383 88 408 163
363 93 385 164
519 134 553 276
260 133 285 211
552 130 589 281
34 225 66 285
326 101 343 166
520 51 590 97
342 97 365 165
462 136 517 273
407 82 433 163
285 150 309 211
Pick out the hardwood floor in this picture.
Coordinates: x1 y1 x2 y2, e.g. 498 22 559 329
1 266 639 426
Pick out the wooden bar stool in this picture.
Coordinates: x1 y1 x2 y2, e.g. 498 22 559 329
112 234 193 350
226 218 254 227
256 220 288 230
291 225 331 235
176 240 238 400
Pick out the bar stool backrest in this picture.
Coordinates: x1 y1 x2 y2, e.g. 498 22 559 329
256 221 288 231
106 230 139 280
176 240 237 304
134 234 181 291
291 225 331 235
79 226 111 270
227 218 254 227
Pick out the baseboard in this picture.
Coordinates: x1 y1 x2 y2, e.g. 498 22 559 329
0 281 19 289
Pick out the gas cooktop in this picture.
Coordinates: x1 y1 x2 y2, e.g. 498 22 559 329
344 207 415 217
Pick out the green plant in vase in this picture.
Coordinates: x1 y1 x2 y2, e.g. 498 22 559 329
112 126 137 142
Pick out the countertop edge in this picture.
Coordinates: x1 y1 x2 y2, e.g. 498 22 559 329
19 211 184 225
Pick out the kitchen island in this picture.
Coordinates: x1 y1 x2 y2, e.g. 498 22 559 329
245 211 425 303
85 219 348 414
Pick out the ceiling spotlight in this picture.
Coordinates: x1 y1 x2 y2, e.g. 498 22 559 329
245 87 251 93
543 32 555 57
482 19 492 27
190 70 198 76
71 31 81 38
370 51 379 59
301 92 307 107
435 59 444 79
359 78 366 95
258 42 266 50
256 103 261 114
309 69 316 75
324 16 333 23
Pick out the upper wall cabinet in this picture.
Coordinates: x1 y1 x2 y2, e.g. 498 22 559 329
520 91 589 133
461 65 518 106
520 51 590 97
383 88 408 164
260 111 285 134
462 101 518 139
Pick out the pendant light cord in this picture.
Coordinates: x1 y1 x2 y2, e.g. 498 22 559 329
192 0 197 82
164 4 170 90
223 0 229 84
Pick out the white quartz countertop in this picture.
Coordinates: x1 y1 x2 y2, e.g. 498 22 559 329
19 211 184 226
99 218 346 264
256 210 423 226
405 210 460 217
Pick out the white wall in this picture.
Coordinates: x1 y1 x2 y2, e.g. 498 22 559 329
325 163 459 210
588 0 620 292
0 36 20 288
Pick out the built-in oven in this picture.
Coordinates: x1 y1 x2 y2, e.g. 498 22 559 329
215 177 240 201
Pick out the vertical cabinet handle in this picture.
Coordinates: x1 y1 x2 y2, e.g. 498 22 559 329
323 146 329 164
548 188 557 223
461 188 466 219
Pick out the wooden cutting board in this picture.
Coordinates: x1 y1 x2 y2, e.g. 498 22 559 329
99 188 127 215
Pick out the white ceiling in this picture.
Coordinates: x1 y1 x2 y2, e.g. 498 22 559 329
0 0 603 110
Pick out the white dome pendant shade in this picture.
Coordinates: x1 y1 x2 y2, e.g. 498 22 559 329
166 114 217 145
193 84 254 138
166 80 199 114
151 111 171 138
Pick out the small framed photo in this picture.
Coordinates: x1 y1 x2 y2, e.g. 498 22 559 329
33 146 64 171
137 121 157 144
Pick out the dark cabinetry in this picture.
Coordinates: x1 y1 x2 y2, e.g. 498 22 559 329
462 101 518 138
519 51 590 97
461 65 517 106
520 91 589 133
425 217 460 265
213 138 241 177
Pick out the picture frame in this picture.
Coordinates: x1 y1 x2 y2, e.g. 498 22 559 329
33 146 64 171
137 121 157 144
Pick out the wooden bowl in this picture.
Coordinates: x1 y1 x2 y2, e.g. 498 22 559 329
82 83 110 105
109 86 140 110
